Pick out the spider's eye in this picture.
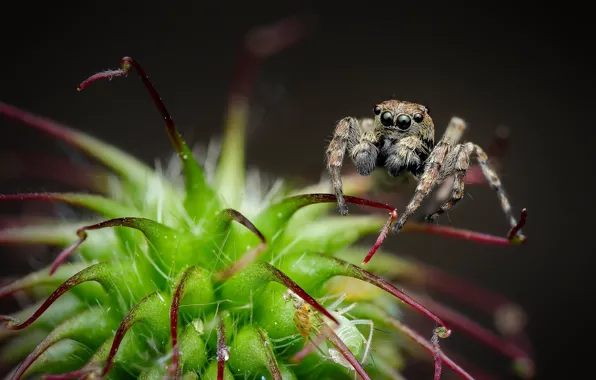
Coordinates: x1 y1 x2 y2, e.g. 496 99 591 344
373 105 382 115
396 114 411 130
413 113 424 123
380 111 394 127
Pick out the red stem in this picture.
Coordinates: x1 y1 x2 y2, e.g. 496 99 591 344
0 264 105 330
340 257 451 337
262 261 338 326
412 292 533 373
168 268 198 379
78 57 184 153
215 209 267 280
384 313 475 380
217 317 227 380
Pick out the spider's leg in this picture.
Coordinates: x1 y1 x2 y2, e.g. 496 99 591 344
421 117 467 217
425 144 470 222
392 143 449 233
326 117 377 215
468 142 523 237
440 116 467 145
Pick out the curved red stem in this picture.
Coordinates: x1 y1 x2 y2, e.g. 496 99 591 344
216 317 227 380
216 209 267 280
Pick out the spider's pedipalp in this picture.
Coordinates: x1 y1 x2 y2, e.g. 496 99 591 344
326 117 379 215
383 135 429 177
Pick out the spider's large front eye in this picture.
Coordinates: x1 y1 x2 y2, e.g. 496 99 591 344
413 113 424 123
373 105 382 115
396 114 411 130
380 111 394 127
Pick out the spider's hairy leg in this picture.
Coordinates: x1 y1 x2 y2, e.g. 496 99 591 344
441 116 467 145
420 117 466 219
468 142 522 234
425 144 470 222
326 117 378 215
392 142 449 233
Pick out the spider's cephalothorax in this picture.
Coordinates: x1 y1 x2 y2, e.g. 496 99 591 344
326 98 523 238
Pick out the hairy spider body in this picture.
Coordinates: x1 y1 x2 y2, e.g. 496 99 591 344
326 99 523 238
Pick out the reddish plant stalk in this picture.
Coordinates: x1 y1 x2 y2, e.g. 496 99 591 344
217 317 227 380
215 208 267 281
0 263 107 330
168 267 199 379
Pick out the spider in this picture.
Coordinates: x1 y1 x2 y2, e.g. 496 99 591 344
325 98 523 237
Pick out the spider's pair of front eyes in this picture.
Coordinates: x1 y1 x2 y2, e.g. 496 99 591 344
373 106 424 130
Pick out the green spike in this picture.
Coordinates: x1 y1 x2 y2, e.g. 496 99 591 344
77 56 217 221
0 329 47 369
177 322 208 372
22 339 93 377
0 102 171 198
220 261 338 326
0 262 99 301
0 221 121 261
286 173 374 230
100 292 171 378
140 366 201 380
202 360 234 380
139 366 164 380
83 333 144 379
171 266 215 324
214 98 248 209
228 325 282 379
177 136 220 220
15 307 115 379
0 293 83 341
61 217 208 277
280 215 388 255
280 365 298 380
0 222 81 246
335 247 424 280
252 283 299 341
251 194 324 241
1 262 155 333
0 192 138 219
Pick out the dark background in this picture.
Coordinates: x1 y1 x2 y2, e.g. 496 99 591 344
0 2 593 379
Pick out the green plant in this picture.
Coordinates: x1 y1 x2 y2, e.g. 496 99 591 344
0 16 532 380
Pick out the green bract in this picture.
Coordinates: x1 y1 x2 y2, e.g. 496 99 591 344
0 17 533 380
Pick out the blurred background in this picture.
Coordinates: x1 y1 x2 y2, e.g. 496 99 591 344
0 1 593 379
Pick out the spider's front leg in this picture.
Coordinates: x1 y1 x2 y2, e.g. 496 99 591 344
326 117 379 215
392 117 465 232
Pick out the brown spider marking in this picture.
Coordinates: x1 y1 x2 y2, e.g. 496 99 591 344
325 99 524 239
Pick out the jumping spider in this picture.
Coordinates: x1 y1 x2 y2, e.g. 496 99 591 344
326 99 523 236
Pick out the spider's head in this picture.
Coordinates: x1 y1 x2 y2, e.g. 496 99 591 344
373 99 434 145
